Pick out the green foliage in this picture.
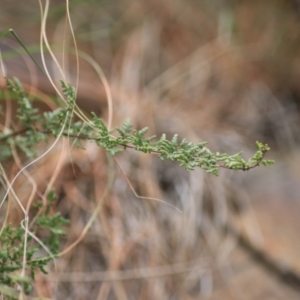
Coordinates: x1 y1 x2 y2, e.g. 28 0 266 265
0 190 68 298
89 116 274 175
5 77 40 128
0 77 275 175
0 78 47 159
0 77 274 296
0 76 274 297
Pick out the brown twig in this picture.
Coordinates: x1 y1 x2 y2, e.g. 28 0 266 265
226 222 300 291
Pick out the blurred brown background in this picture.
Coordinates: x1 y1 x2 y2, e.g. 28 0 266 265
1 0 300 299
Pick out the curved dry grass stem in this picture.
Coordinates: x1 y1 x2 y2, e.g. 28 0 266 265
0 167 13 235
114 158 182 213
0 113 69 208
70 48 114 129
0 49 6 77
66 0 79 92
0 50 12 132
48 153 114 258
39 0 65 95
50 258 208 282
38 0 85 125
21 218 58 277
11 149 37 214
38 0 113 133
0 112 69 281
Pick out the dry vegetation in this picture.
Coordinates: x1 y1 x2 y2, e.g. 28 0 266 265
1 0 300 299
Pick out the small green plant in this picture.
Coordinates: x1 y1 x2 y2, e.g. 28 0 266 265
0 190 69 299
1 77 274 176
0 16 276 297
0 77 274 298
0 76 274 297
